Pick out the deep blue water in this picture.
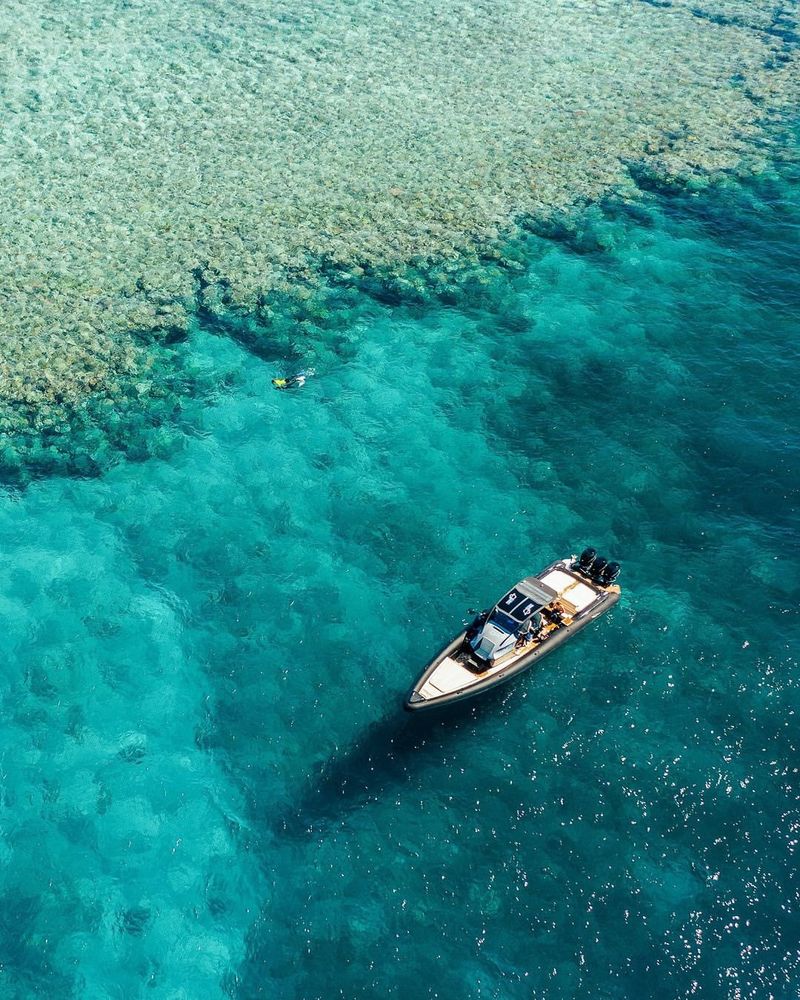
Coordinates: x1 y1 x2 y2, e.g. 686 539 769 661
1 162 798 998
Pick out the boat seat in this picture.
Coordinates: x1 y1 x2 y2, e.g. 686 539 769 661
539 569 599 615
563 580 597 612
540 569 576 594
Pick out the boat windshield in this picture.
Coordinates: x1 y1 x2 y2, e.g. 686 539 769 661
487 608 517 634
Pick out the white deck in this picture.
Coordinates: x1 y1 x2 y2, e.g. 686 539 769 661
540 568 599 613
419 644 521 700
419 656 478 699
539 569 575 592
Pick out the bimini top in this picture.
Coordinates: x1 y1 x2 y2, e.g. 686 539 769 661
494 576 558 623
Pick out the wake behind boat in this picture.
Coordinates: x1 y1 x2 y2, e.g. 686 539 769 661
404 549 621 711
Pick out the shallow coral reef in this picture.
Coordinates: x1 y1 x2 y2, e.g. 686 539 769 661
0 0 797 460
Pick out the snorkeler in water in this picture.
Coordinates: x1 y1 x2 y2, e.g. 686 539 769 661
272 368 315 390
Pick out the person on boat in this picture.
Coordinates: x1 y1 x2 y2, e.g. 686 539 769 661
272 369 313 390
465 610 489 644
515 613 541 648
542 604 565 628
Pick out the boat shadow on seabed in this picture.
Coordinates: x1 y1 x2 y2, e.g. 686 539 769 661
270 686 513 839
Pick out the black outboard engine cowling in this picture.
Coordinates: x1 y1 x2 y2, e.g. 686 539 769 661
577 547 597 574
600 561 620 585
590 556 608 581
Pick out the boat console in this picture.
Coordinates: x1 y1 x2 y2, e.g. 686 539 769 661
467 576 557 666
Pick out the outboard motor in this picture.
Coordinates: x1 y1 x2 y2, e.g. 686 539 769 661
577 547 597 574
600 561 620 585
590 556 608 581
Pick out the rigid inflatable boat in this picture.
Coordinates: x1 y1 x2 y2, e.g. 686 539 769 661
404 548 621 712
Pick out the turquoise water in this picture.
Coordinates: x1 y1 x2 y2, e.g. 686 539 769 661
1 162 799 998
